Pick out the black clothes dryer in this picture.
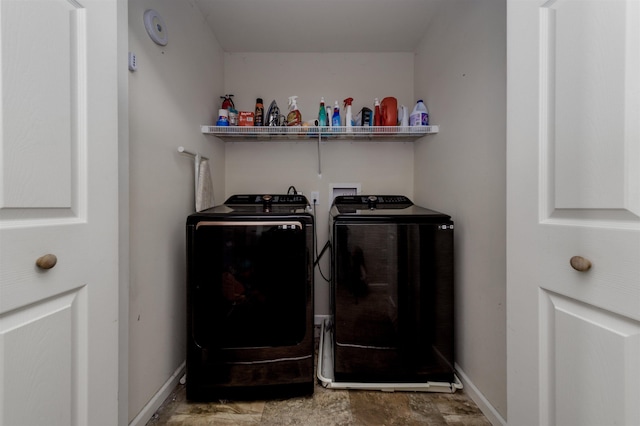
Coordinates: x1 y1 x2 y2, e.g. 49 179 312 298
330 195 454 384
186 194 314 400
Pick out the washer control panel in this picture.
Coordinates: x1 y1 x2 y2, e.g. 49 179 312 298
333 195 412 205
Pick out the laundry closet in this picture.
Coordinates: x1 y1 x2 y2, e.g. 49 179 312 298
126 0 506 424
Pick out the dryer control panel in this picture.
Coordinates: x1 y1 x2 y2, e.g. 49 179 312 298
225 194 309 206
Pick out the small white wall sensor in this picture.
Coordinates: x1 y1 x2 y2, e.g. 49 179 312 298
128 52 137 72
143 9 168 46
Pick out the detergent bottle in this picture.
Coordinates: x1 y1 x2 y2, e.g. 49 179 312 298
361 107 373 126
410 100 429 126
287 96 302 126
332 101 341 127
343 97 354 129
380 97 397 126
216 109 229 126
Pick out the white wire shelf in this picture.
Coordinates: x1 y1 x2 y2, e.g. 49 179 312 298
200 125 439 141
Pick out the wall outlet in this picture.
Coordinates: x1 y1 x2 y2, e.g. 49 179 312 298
310 191 320 205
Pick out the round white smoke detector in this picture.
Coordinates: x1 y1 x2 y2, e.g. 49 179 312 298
143 9 168 46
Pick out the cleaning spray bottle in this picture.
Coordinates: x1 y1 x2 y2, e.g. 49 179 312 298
374 98 382 127
399 105 409 127
318 97 327 127
287 96 302 126
343 97 354 129
332 101 341 127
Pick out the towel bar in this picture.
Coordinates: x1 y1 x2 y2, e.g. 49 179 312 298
178 146 208 160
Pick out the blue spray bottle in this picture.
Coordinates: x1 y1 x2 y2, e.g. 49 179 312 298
332 101 341 127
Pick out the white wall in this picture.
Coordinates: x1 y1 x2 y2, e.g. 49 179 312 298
223 52 417 315
127 0 225 421
413 0 507 420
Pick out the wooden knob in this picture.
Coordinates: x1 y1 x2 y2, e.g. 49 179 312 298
36 254 57 270
570 256 591 272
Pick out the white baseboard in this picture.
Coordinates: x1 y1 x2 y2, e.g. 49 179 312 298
454 363 506 426
129 361 186 426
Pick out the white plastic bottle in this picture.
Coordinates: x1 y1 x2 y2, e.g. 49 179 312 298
399 105 409 127
344 97 354 130
410 100 429 126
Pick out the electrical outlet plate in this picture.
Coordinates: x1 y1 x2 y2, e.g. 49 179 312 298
310 191 319 205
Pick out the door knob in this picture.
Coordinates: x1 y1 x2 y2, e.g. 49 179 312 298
570 256 591 272
36 254 57 270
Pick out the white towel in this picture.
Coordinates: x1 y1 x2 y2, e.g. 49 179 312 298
195 157 214 212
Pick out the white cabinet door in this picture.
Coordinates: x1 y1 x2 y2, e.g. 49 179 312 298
0 1 119 424
507 0 640 425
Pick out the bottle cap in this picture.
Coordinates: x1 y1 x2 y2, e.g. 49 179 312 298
257 98 263 104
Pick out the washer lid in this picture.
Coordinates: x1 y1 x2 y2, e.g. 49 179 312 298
331 195 450 220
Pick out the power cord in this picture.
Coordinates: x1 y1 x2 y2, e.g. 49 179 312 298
311 199 331 283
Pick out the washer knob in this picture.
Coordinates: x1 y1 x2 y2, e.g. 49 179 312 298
367 195 378 209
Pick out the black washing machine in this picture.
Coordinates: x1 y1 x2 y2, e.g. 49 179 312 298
330 195 454 384
186 194 314 400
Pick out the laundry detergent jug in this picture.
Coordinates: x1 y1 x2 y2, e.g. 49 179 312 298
380 97 398 126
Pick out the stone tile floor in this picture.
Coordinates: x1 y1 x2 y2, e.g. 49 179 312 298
146 379 491 425
147 327 491 425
